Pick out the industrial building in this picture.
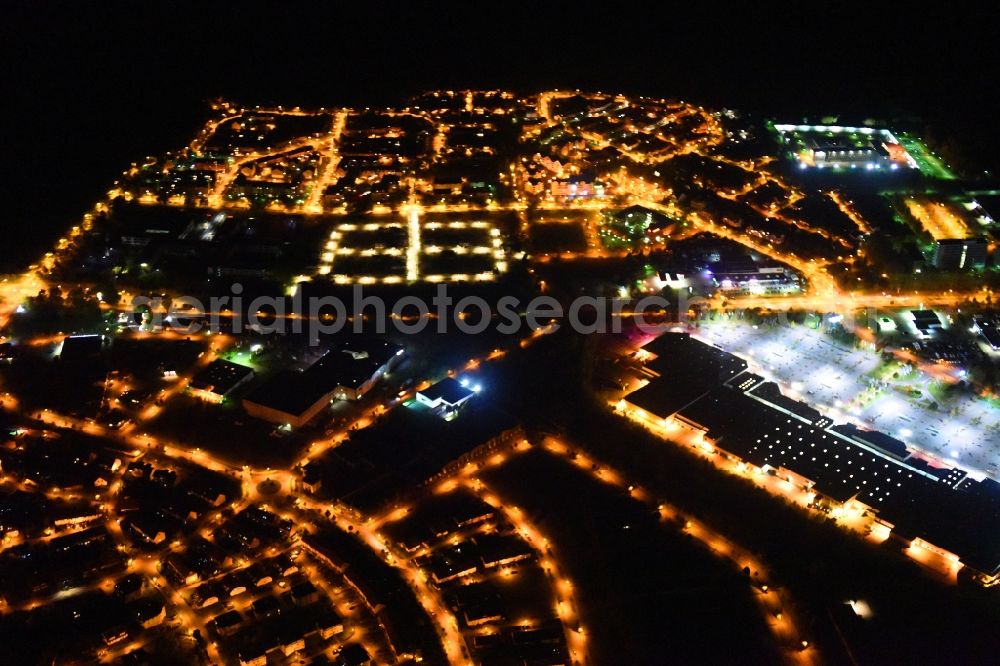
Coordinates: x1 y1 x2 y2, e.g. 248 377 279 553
59 334 105 362
189 359 255 403
972 317 1000 351
932 238 987 270
243 341 403 427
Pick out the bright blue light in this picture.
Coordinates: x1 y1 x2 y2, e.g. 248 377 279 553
472 384 482 393
459 378 469 388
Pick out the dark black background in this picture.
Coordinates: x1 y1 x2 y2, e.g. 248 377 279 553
2 2 998 269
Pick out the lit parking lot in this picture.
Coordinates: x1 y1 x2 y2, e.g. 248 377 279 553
695 321 1000 477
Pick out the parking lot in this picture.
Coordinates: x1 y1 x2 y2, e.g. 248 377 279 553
696 321 1000 477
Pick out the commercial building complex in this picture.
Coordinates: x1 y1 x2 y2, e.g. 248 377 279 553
773 124 916 170
623 332 1000 581
243 341 403 427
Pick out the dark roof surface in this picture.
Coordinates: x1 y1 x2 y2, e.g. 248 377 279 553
60 334 103 361
625 379 708 419
189 359 254 395
642 332 747 386
641 331 1000 574
419 377 474 405
244 340 401 417
243 370 327 417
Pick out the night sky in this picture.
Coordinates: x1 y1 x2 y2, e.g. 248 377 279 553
2 3 998 269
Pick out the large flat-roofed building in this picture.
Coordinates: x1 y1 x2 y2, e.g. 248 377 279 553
311 341 401 402
805 137 882 167
416 377 476 413
59 334 104 362
972 317 1000 350
709 260 801 296
623 378 711 424
622 331 1000 580
932 238 987 270
624 332 747 428
242 370 329 428
907 309 943 338
640 331 747 384
676 382 1000 577
243 340 403 427
189 359 255 403
773 124 916 171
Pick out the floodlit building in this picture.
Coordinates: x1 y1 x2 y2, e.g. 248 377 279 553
644 270 688 292
549 177 605 200
802 136 910 169
805 137 882 168
907 310 944 339
972 317 1000 351
709 261 801 296
415 377 476 412
932 238 987 270
774 124 915 170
